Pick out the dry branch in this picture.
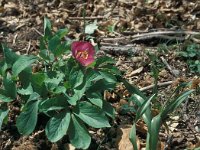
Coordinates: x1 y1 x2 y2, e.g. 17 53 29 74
100 45 142 55
68 16 104 20
139 81 173 91
102 30 200 42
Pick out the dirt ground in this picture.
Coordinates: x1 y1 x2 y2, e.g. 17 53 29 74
0 0 200 149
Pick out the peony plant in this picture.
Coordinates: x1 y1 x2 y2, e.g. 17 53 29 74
0 18 120 149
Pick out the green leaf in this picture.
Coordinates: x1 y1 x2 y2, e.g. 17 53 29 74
120 104 136 114
0 60 8 76
53 86 66 94
45 71 64 92
55 28 68 39
31 73 46 86
120 77 146 100
0 106 9 130
46 71 64 84
45 110 71 142
16 99 39 135
87 92 103 108
129 123 138 150
18 67 32 87
2 44 19 66
101 64 121 75
28 92 40 101
99 71 117 83
0 93 13 102
69 69 84 88
161 90 194 119
68 115 91 149
135 94 156 122
95 56 115 67
65 78 89 105
150 114 161 150
48 35 61 53
102 100 115 119
39 37 46 51
39 49 50 60
18 83 33 95
54 41 70 57
30 73 47 97
73 101 110 128
120 77 152 127
87 80 116 93
108 25 115 33
39 95 68 112
85 21 98 34
12 55 37 77
3 75 17 99
44 17 52 39
85 68 102 83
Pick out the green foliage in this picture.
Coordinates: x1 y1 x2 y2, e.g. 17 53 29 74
178 43 200 73
0 17 193 150
73 101 110 128
107 25 115 33
0 104 9 130
68 115 91 149
0 18 119 149
16 93 40 135
12 55 37 77
121 77 194 150
45 109 71 142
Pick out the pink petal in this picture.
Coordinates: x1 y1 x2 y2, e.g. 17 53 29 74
71 41 81 57
77 57 94 66
71 41 95 66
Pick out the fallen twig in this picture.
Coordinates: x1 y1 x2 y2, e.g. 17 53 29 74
26 40 31 54
12 34 18 44
161 56 179 77
139 81 173 91
29 129 44 140
102 30 200 42
68 16 104 20
100 45 142 55
32 27 44 36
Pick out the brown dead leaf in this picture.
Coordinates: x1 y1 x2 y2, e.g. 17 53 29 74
51 143 58 150
131 57 143 63
116 125 140 150
0 6 4 13
159 69 168 78
136 120 148 134
134 22 149 32
4 2 17 9
104 91 118 102
157 141 165 150
64 144 76 150
152 108 160 117
12 140 37 150
126 67 143 77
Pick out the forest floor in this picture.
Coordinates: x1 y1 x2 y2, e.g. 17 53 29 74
0 0 200 149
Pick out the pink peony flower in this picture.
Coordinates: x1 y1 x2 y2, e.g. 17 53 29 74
71 41 95 66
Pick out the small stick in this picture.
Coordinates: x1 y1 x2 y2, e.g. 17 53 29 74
160 56 179 77
102 30 200 42
68 16 104 20
32 27 44 36
140 81 173 91
26 40 31 54
100 45 140 55
12 33 18 44
29 129 44 140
